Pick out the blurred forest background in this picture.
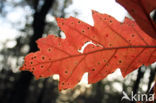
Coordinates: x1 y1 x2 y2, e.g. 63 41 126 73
0 0 155 103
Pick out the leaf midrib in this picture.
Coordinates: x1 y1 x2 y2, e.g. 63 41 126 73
32 45 156 66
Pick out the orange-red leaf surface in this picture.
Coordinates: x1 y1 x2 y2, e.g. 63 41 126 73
116 0 156 39
20 11 156 90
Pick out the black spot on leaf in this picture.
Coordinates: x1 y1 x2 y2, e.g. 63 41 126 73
92 68 95 71
42 56 45 60
62 82 64 85
104 60 106 62
65 70 68 74
131 34 135 37
40 65 44 68
109 44 112 47
97 62 100 65
119 60 122 63
48 48 51 52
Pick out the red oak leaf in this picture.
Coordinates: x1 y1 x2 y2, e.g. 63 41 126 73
116 0 156 39
20 11 156 90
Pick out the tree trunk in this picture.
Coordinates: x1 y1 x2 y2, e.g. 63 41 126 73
146 67 155 93
133 67 145 95
9 0 55 103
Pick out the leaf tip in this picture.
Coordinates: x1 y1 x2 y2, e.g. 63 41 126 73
19 66 24 71
91 10 98 15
